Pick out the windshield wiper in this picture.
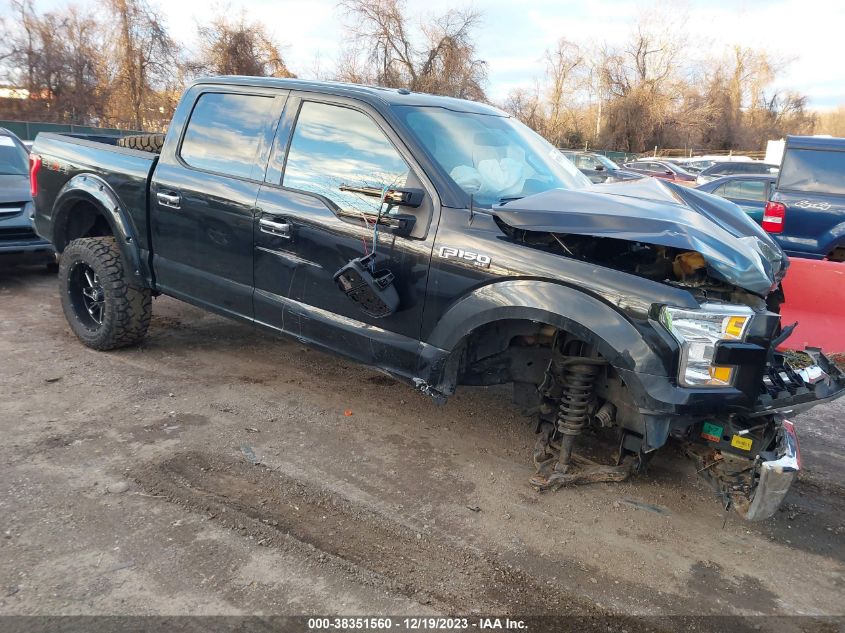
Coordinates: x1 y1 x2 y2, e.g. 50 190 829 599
498 195 524 204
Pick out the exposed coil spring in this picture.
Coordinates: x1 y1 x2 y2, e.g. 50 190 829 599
557 363 601 438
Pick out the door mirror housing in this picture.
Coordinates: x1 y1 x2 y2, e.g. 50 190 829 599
339 184 425 208
384 213 417 237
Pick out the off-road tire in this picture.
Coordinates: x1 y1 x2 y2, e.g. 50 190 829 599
116 133 165 153
59 237 152 350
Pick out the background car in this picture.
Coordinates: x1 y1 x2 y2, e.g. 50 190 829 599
559 150 642 183
0 127 54 265
621 159 696 183
695 161 779 185
695 174 776 223
672 158 716 174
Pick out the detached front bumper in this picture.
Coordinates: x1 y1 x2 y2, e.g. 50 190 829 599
736 418 800 521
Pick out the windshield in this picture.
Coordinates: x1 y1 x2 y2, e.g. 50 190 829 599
669 163 694 177
593 154 619 170
394 106 591 207
0 135 28 176
780 148 845 195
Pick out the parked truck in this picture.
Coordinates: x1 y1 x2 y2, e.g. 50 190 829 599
30 77 845 520
766 135 845 261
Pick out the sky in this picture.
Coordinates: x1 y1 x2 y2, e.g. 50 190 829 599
5 0 845 110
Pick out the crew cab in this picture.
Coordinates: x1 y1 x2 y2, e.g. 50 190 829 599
30 77 845 520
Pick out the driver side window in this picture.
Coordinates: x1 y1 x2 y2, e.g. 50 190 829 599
283 101 410 215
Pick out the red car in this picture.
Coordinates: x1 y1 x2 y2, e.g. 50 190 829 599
622 160 696 184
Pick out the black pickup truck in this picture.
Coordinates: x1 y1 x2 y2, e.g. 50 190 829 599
30 77 845 520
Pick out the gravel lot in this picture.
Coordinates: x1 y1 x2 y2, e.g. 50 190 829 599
1 264 843 625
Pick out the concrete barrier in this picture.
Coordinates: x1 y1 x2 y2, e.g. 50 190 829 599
780 257 845 352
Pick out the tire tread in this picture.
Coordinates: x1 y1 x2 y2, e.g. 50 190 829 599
115 134 165 153
59 237 152 350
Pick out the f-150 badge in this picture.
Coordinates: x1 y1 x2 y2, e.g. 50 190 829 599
438 246 491 268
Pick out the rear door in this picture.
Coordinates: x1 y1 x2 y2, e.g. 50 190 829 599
252 94 440 377
151 87 285 319
772 147 845 258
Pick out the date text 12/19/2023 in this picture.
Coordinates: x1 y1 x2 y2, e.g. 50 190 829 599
307 617 528 630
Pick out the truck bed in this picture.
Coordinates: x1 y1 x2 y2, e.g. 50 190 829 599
31 132 158 279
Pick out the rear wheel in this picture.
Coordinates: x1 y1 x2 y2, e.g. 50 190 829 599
59 237 151 350
828 247 845 263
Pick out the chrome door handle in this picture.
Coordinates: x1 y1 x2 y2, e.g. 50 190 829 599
259 218 291 238
156 191 181 209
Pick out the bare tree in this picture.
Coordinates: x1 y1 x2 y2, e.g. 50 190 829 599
337 0 486 100
0 1 105 124
542 38 584 146
102 0 179 129
816 106 845 137
597 22 682 152
502 85 543 130
190 12 295 78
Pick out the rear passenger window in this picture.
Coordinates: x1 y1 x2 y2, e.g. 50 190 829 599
180 92 277 180
779 149 845 195
723 179 766 201
738 179 767 200
283 101 410 215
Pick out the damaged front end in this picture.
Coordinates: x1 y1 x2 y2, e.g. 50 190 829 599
681 348 843 520
490 178 844 520
686 416 800 522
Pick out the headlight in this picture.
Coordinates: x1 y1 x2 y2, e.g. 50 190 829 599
659 303 753 387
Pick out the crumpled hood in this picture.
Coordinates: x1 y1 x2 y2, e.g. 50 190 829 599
492 178 787 295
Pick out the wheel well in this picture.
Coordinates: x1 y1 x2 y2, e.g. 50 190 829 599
455 319 557 388
441 318 639 428
828 246 845 263
54 201 114 252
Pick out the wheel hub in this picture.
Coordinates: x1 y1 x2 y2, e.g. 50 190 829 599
70 262 105 327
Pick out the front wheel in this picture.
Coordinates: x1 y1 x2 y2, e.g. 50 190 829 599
59 237 152 350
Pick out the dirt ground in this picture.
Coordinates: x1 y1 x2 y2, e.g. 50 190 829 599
1 264 843 626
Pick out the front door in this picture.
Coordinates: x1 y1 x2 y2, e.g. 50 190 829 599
151 88 284 319
253 96 439 377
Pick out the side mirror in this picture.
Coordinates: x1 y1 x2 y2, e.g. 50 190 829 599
339 184 424 208
664 170 673 176
594 165 605 171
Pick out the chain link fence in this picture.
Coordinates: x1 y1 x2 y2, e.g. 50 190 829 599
0 119 143 141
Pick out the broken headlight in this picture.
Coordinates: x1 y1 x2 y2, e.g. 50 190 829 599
660 303 753 387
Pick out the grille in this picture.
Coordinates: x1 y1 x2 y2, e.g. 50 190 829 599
0 205 23 219
0 226 37 241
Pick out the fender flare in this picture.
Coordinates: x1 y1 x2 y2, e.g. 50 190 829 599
51 173 145 284
424 279 672 389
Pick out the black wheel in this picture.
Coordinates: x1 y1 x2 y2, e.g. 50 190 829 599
116 134 165 153
828 247 845 263
59 237 152 350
